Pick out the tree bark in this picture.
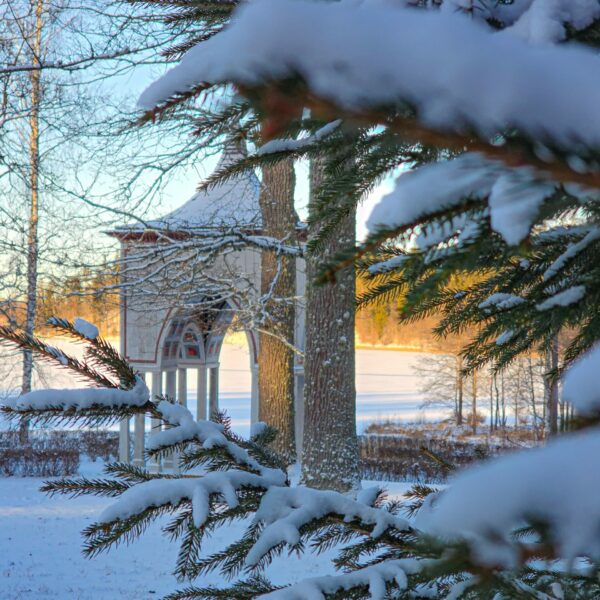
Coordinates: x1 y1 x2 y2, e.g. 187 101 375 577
301 158 360 492
258 157 297 463
20 0 43 444
471 371 477 435
544 337 559 437
456 355 463 426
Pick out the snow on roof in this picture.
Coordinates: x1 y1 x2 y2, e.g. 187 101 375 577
120 140 260 233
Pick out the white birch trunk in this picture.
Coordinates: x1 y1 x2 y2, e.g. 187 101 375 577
20 0 44 443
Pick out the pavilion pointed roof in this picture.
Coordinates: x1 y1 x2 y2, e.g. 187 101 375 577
113 139 261 238
156 139 261 230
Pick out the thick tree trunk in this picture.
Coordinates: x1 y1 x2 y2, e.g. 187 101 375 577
20 0 44 444
544 337 559 437
258 157 297 463
301 158 360 492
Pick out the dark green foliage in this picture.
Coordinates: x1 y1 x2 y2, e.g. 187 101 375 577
162 576 278 600
3 1 600 597
4 322 600 597
357 199 600 377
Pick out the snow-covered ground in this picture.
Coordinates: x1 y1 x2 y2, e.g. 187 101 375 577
0 338 433 598
0 457 414 599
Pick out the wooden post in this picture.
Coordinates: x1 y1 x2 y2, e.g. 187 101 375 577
133 372 146 467
166 369 176 400
119 418 130 463
177 368 187 407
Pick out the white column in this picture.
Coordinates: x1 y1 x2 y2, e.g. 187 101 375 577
177 368 187 407
250 363 259 425
294 366 305 461
119 418 130 463
208 366 219 420
149 370 163 473
133 372 146 467
174 368 188 474
163 370 177 471
196 366 208 421
166 369 177 400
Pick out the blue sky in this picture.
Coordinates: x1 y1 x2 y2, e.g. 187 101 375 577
103 57 393 242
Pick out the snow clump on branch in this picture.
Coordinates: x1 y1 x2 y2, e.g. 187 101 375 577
366 154 556 245
139 0 600 151
7 376 148 411
563 344 600 415
73 317 99 340
246 486 410 566
417 427 600 566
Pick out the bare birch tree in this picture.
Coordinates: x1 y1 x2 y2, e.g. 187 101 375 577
0 1 193 427
19 0 44 442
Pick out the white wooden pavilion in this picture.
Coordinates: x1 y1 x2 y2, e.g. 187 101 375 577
109 142 306 470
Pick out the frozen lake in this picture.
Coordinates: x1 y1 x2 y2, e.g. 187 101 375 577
0 338 448 436
217 342 447 435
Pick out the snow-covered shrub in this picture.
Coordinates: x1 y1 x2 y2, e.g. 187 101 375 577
0 446 79 477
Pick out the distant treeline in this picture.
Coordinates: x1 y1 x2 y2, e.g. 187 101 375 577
356 304 448 350
0 269 120 338
39 270 120 337
355 277 470 351
1 271 455 349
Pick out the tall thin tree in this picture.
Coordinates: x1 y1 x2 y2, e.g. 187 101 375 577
20 0 43 443
545 336 560 436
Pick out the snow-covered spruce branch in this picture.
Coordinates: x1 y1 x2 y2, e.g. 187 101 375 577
0 324 115 389
0 318 149 426
46 317 138 388
358 190 600 375
323 151 580 283
256 120 342 157
258 559 424 599
366 153 563 248
7 320 600 596
139 0 600 189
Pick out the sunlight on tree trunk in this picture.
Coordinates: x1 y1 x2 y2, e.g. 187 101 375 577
258 157 297 462
545 336 559 437
301 157 359 492
471 371 477 436
20 0 44 444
